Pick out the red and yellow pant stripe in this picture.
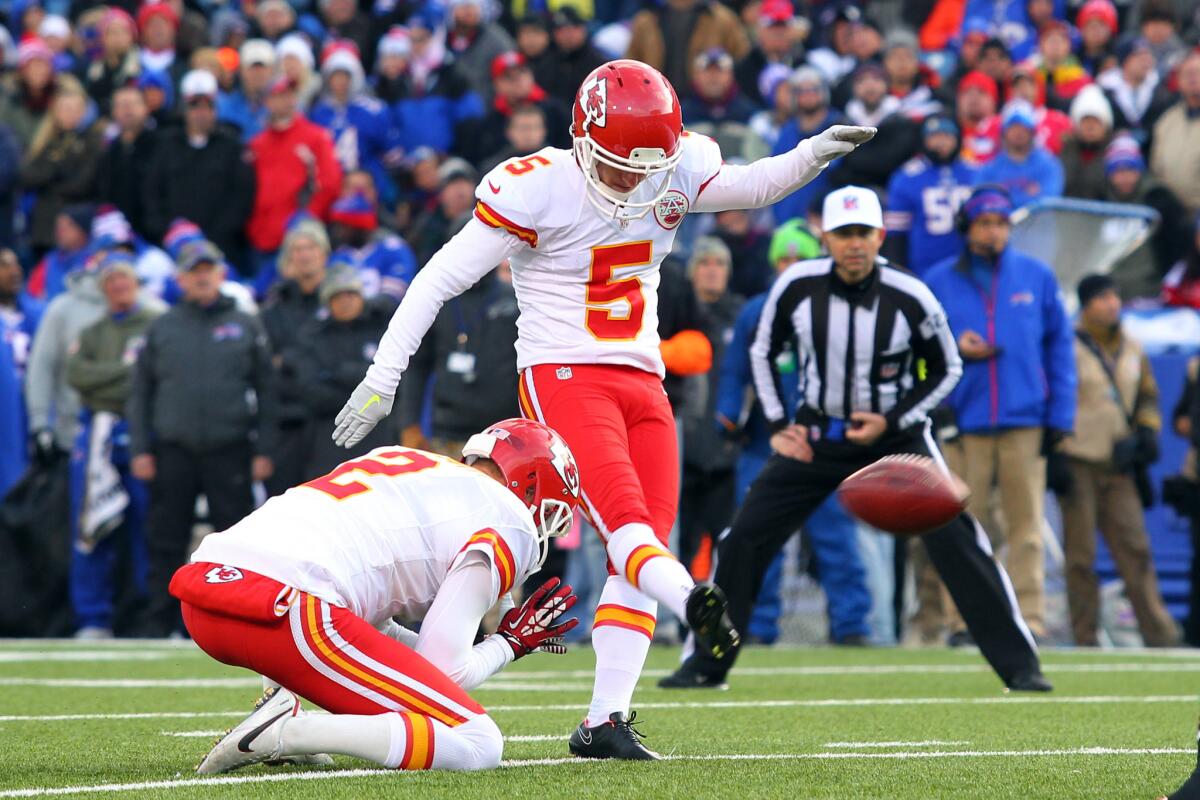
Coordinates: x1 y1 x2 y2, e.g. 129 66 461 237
299 595 468 728
593 603 656 640
397 711 436 770
624 543 674 590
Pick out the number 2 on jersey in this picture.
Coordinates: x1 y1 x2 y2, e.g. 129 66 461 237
303 449 438 500
585 241 652 341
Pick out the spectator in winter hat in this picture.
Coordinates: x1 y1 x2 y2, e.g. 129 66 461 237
320 0 373 70
748 63 796 151
144 70 256 269
977 37 1015 89
956 70 1002 165
537 7 606 107
327 190 416 301
137 2 180 79
209 8 249 50
681 47 758 128
1150 50 1200 216
84 8 140 117
98 84 155 238
1137 0 1185 79
768 65 843 226
1102 134 1191 288
276 33 320 109
977 100 1065 208
884 28 942 121
20 75 104 255
1005 64 1071 155
1097 34 1174 140
446 0 517 103
136 70 174 128
1061 84 1114 200
26 203 93 301
311 44 400 202
1076 0 1118 76
255 0 296 44
245 75 343 265
734 0 804 107
1031 20 1092 109
844 63 897 128
0 38 56 150
217 39 275 141
458 50 569 163
37 15 74 73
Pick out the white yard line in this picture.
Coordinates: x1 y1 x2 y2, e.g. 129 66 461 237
2 693 1196 723
823 740 972 748
0 677 591 690
0 652 185 663
0 748 1191 797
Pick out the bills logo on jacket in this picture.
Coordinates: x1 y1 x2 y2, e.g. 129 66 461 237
580 77 608 128
654 189 688 229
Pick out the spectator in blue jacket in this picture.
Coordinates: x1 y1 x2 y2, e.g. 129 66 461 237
709 219 873 647
0 249 42 497
924 185 1076 641
978 100 1064 208
769 66 843 226
373 24 484 156
309 46 402 206
326 187 416 302
217 39 275 141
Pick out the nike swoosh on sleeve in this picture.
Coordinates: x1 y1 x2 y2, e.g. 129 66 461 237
488 180 501 194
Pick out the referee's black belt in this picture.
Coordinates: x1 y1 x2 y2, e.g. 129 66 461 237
794 408 849 443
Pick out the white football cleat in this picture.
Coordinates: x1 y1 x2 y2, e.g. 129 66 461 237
196 687 302 774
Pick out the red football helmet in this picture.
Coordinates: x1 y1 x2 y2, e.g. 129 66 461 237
461 419 581 569
572 59 684 221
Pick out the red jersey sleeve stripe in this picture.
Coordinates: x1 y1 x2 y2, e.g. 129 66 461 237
474 201 538 247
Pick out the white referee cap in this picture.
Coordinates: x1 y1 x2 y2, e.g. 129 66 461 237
822 186 883 232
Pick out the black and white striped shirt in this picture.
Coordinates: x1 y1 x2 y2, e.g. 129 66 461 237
750 256 963 434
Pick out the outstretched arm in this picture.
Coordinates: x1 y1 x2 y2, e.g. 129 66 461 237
333 219 520 447
693 126 876 213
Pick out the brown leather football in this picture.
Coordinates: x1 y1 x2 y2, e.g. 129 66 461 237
837 454 969 536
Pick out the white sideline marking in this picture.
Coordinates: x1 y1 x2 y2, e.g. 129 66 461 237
3 693 1196 723
159 730 567 743
494 662 1200 680
0 748 1190 797
823 740 971 748
0 652 181 663
0 677 590 691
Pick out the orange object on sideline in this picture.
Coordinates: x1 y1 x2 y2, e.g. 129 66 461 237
660 329 712 376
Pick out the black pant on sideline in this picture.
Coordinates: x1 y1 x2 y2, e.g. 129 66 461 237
687 421 1041 685
144 441 254 635
679 466 736 573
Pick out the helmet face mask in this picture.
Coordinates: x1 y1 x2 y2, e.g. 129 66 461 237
462 419 581 572
572 61 684 222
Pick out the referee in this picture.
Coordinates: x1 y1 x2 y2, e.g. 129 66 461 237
660 186 1049 692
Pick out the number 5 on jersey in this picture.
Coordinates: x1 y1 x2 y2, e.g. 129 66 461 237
585 241 652 341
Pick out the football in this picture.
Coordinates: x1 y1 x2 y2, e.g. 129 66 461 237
837 454 969 536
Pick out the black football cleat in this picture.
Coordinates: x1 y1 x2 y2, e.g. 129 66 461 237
1005 670 1053 693
657 664 728 690
568 711 662 761
1160 725 1200 800
685 583 740 659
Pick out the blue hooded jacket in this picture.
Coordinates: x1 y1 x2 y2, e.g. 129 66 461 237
923 248 1076 434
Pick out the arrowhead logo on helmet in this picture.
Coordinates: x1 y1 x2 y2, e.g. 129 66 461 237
572 60 685 222
581 77 608 129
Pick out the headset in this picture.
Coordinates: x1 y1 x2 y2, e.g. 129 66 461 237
955 184 1014 234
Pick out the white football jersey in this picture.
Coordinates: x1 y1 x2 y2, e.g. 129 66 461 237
191 447 537 629
472 133 723 377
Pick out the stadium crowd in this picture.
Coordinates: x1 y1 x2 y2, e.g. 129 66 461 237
0 0 1198 650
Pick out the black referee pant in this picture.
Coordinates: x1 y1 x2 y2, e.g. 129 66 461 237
686 420 1042 686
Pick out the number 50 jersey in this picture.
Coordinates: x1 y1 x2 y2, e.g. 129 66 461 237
472 133 722 379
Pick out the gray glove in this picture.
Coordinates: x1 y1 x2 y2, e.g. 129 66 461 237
332 380 394 448
809 125 878 165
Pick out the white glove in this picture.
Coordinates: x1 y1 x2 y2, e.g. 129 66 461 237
809 125 878 165
332 380 394 448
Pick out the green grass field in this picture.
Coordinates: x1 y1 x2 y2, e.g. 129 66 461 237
0 640 1197 799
